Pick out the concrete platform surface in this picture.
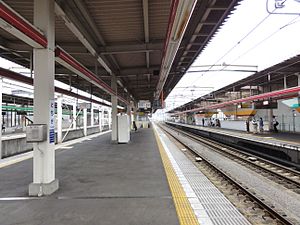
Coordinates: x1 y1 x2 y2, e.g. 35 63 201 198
0 129 179 225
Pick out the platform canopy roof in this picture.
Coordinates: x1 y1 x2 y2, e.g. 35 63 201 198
0 0 241 108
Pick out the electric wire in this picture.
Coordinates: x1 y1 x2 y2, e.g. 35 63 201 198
174 7 299 109
226 15 300 68
169 15 300 112
202 15 300 82
179 5 277 95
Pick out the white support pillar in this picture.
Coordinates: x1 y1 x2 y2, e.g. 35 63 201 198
108 108 111 129
29 0 58 196
57 96 62 143
102 108 105 130
127 104 132 130
0 78 2 159
111 74 118 143
91 103 94 127
133 105 137 122
98 107 102 132
83 108 87 136
268 109 274 131
72 101 76 129
284 75 287 89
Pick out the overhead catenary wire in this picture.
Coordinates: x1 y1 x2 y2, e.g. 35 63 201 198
165 3 299 112
204 18 300 77
227 15 300 66
180 6 277 94
194 15 300 95
167 11 300 112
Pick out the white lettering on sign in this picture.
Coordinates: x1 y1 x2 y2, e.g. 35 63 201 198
49 99 55 143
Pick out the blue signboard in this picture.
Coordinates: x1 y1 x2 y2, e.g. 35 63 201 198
49 129 55 143
49 100 55 143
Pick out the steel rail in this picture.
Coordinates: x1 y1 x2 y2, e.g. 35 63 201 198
164 123 300 193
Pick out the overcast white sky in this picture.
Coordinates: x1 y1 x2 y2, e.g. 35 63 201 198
162 0 300 112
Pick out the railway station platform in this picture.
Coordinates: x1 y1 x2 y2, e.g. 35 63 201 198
0 125 251 225
167 122 300 148
0 129 179 225
166 122 300 167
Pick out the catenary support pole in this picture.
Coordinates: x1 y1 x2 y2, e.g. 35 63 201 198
29 0 59 196
111 74 118 143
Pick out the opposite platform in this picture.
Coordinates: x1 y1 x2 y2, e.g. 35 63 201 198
167 122 300 150
0 129 179 225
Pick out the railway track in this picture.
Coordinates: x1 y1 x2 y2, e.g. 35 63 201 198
159 123 299 225
163 123 300 194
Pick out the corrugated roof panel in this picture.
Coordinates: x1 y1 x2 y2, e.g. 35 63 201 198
115 53 146 68
149 0 170 41
85 0 144 44
150 51 162 66
55 17 81 43
3 0 33 23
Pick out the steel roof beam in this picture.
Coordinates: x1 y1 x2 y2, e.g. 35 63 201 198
4 40 163 55
66 0 136 101
0 1 47 48
142 0 150 69
55 46 129 105
55 2 112 74
155 0 198 99
0 67 111 107
55 66 160 77
71 0 121 72
0 2 128 104
72 0 105 46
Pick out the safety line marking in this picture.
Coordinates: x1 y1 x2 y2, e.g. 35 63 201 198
153 127 199 225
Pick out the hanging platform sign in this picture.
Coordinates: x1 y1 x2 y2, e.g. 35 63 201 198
138 100 151 109
255 100 278 109
78 102 91 109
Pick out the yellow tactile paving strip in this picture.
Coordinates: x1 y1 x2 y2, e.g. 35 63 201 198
153 129 199 225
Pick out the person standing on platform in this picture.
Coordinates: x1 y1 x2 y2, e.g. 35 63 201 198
133 121 137 132
216 119 221 127
273 116 279 133
245 119 250 133
252 117 258 134
202 118 205 127
259 117 264 133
